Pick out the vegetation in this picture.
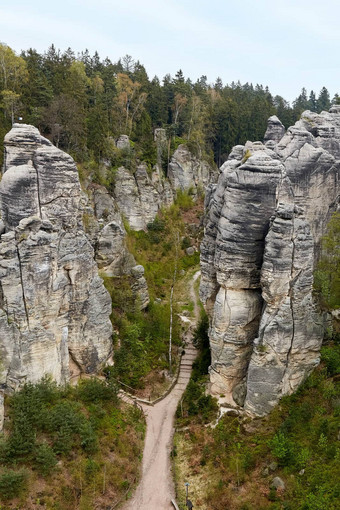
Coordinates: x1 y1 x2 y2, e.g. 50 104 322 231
175 312 218 427
314 211 340 310
101 191 203 395
0 377 145 508
1 42 339 169
174 345 340 510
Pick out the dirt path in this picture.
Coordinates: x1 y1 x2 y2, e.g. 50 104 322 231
122 271 201 510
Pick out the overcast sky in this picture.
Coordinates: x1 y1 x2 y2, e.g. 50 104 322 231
1 0 339 103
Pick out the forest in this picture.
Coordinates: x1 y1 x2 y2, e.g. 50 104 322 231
0 42 339 169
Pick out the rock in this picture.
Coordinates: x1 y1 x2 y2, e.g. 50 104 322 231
262 468 269 476
130 265 150 310
186 246 195 256
264 115 286 144
232 380 247 407
0 124 113 391
200 108 339 415
113 165 166 230
269 461 278 472
299 469 305 476
154 128 167 169
168 144 217 192
116 134 130 150
271 477 285 490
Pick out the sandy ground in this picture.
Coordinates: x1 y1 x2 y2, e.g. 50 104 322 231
122 271 200 510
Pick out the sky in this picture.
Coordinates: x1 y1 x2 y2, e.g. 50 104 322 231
0 0 339 103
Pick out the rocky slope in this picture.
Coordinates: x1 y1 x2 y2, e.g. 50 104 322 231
0 124 113 404
200 107 340 415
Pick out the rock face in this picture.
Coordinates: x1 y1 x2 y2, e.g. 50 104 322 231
113 164 168 230
168 144 217 193
0 124 113 392
110 139 217 232
200 108 340 415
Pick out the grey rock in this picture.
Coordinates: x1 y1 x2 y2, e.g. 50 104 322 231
186 246 195 256
271 477 285 490
200 108 339 415
130 265 150 310
264 115 286 144
168 144 218 192
116 134 130 150
232 380 247 407
0 124 113 391
269 461 278 472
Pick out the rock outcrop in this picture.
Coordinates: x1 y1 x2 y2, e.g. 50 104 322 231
200 108 340 415
168 144 217 193
110 137 217 232
0 124 113 393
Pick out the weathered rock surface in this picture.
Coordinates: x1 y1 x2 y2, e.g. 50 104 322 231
200 109 340 415
83 184 150 309
168 144 217 193
130 265 150 310
0 124 113 394
264 115 286 144
113 165 166 230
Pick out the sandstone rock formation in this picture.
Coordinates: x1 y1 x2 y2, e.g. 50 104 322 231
84 184 150 310
110 136 217 232
200 108 340 415
168 144 217 193
0 124 113 394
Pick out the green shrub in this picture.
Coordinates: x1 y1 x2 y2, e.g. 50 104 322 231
76 378 118 405
175 189 194 211
34 443 57 476
269 431 294 466
321 344 340 376
0 468 28 500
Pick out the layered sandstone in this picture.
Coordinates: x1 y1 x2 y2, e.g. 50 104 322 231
200 108 340 415
0 124 113 393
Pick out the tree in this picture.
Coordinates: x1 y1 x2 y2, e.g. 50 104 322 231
1 90 21 124
314 211 340 309
0 43 28 92
308 90 317 112
317 86 331 113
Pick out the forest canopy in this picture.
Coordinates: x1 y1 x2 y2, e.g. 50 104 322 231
0 43 339 167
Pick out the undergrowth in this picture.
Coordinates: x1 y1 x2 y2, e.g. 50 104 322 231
101 190 203 392
174 338 340 510
0 377 145 508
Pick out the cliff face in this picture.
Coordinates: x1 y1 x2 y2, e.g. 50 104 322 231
109 133 217 231
0 124 113 393
200 107 340 415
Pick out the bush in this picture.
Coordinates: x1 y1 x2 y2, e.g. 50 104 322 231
269 431 294 466
0 468 28 500
34 443 57 476
76 378 118 405
321 344 340 376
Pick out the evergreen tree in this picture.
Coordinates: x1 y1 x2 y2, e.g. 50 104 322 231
317 86 331 112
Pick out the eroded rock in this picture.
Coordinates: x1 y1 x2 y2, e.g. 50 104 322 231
200 110 339 415
0 124 113 394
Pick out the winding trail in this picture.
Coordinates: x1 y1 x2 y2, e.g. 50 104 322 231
122 271 201 510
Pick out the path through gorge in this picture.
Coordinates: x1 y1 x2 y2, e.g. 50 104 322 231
122 270 201 510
